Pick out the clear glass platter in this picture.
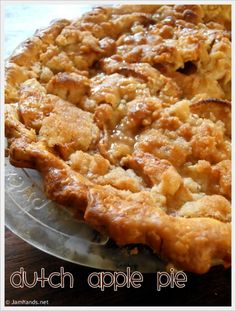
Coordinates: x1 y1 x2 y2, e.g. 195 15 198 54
5 158 166 272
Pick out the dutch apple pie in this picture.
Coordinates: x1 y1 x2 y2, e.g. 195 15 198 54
5 5 231 273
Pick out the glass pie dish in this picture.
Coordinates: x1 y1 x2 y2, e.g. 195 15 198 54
5 158 166 272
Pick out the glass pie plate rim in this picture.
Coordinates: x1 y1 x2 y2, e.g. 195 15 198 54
5 157 166 272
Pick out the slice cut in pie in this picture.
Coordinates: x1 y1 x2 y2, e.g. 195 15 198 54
5 4 231 273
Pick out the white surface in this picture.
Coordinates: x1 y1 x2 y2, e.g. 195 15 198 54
4 4 93 58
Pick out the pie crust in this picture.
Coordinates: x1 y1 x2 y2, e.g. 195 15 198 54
5 5 231 273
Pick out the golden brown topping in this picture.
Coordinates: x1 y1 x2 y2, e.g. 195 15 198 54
46 72 90 105
5 4 231 274
39 100 99 160
190 119 230 163
96 167 144 192
5 63 37 103
214 160 231 199
69 150 110 176
18 79 51 131
190 99 231 137
136 128 191 167
202 5 231 29
122 151 173 187
177 195 231 222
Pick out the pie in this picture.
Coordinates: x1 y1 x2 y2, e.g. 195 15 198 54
5 4 231 274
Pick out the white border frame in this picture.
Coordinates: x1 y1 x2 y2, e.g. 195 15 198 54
0 1 235 310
